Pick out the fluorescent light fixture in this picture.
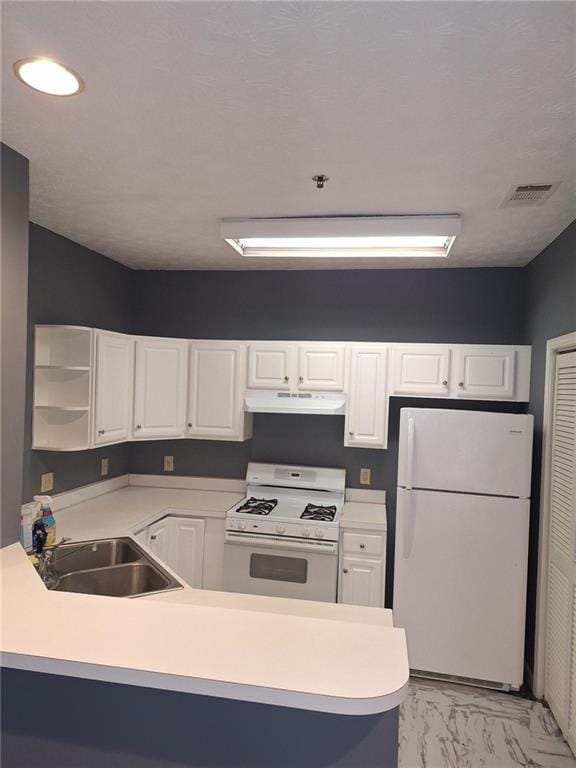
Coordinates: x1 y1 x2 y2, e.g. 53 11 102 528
221 216 460 258
13 57 84 96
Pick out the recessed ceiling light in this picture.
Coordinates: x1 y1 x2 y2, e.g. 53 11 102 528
13 57 84 96
221 216 461 258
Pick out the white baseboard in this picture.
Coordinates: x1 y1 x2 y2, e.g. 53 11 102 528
21 474 130 516
21 474 385 518
128 474 247 493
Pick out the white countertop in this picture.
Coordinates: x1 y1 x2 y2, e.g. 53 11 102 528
55 485 243 539
341 501 387 531
1 483 406 715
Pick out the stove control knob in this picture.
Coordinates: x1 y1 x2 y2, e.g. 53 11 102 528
315 528 324 539
302 527 311 537
237 520 247 531
276 524 286 534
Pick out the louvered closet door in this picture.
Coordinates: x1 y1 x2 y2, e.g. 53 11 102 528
545 351 576 751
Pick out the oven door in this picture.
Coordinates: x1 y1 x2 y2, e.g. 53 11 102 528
223 533 338 602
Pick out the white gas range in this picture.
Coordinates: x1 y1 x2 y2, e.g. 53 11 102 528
223 462 345 602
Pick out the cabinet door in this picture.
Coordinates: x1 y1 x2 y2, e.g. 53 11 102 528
247 344 295 390
340 556 384 608
391 345 450 396
298 344 346 391
147 518 171 563
94 331 134 446
345 346 388 448
171 518 205 588
188 343 246 440
133 338 188 438
455 347 516 399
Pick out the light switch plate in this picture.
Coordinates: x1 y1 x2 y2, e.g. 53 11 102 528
100 458 109 476
40 472 54 493
360 468 371 486
164 455 174 472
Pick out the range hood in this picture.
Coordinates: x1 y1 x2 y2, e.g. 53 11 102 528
245 390 346 415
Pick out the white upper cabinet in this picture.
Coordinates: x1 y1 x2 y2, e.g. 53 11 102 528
387 343 529 401
187 342 251 441
454 346 517 399
133 337 188 439
247 343 296 390
391 345 451 396
297 344 346 391
345 345 389 449
94 331 134 446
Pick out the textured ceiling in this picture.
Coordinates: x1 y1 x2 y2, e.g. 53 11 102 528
2 1 575 271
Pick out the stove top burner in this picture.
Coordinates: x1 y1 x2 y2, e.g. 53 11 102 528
236 497 278 516
301 503 337 522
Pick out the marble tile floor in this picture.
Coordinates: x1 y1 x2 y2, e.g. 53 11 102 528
399 678 576 768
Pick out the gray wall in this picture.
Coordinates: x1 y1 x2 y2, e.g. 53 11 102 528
524 219 576 672
1 144 29 546
132 267 527 342
23 224 133 501
2 668 399 768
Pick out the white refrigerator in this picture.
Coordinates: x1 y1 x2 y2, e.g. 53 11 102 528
393 408 533 689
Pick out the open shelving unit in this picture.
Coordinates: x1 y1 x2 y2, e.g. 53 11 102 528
33 326 94 451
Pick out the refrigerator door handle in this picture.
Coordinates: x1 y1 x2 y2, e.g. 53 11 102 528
405 416 415 491
403 490 416 559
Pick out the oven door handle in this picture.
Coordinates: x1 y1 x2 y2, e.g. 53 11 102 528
224 531 338 554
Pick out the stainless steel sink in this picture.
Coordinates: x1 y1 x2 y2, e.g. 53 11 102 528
51 538 141 573
42 537 182 598
54 562 176 597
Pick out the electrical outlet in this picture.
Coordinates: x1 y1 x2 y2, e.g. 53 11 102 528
163 455 174 472
360 468 371 486
100 457 109 476
40 472 54 493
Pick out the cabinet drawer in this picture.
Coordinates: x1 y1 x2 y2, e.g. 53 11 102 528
342 532 384 556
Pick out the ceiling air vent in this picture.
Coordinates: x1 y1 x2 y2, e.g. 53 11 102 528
501 183 560 207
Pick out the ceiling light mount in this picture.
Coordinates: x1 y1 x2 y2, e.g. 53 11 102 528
221 215 461 259
13 57 84 96
312 174 329 189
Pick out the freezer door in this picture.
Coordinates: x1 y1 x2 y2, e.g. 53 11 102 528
398 408 533 497
393 488 529 686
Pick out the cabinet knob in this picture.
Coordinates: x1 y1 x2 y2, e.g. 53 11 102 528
298 376 304 383
343 568 349 574
360 543 366 549
442 380 448 387
98 429 105 436
458 382 464 388
349 431 354 437
150 534 157 541
136 424 142 429
187 422 192 428
284 376 289 383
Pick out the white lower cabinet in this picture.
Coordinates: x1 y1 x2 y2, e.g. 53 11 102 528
147 516 205 588
340 557 384 607
345 345 389 449
147 517 171 565
338 528 386 608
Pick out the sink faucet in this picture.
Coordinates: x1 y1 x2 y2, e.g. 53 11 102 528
37 537 71 588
